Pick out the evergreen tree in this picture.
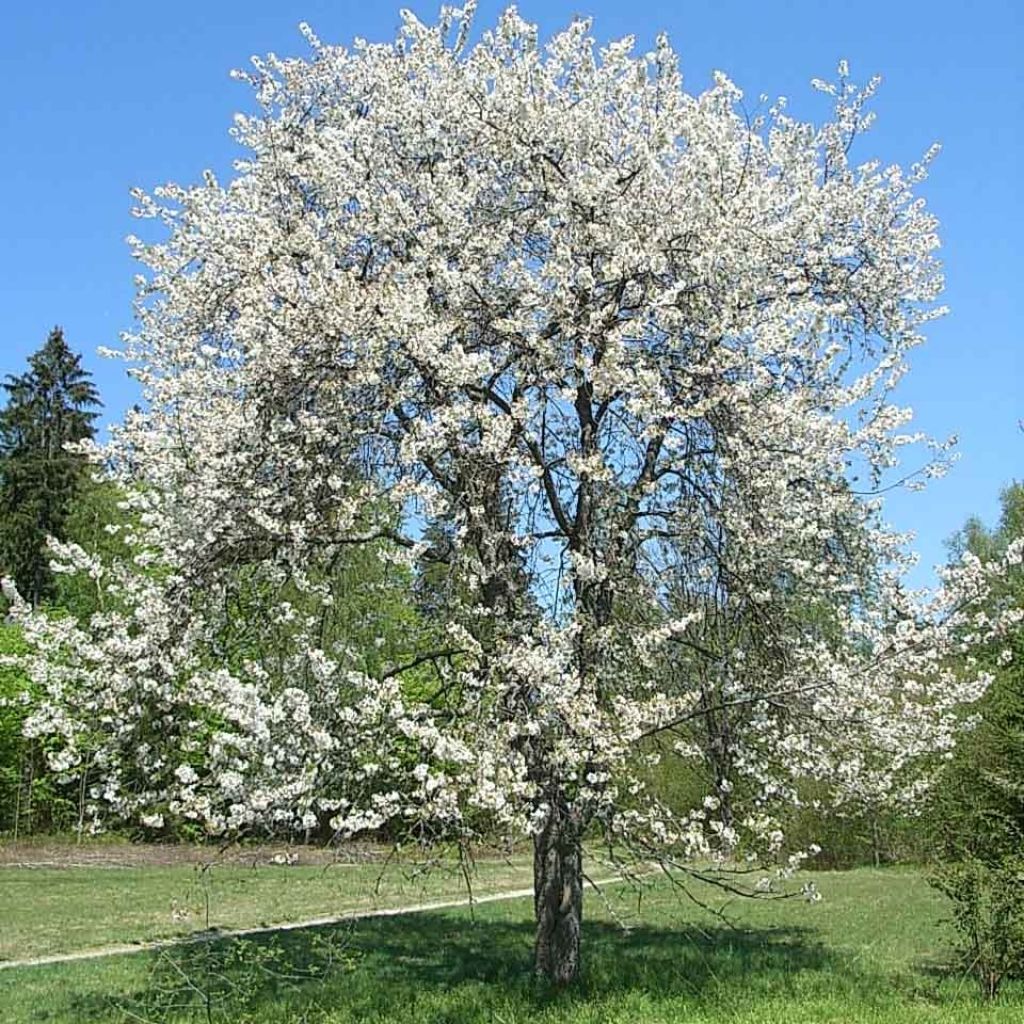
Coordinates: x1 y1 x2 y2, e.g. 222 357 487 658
0 328 101 606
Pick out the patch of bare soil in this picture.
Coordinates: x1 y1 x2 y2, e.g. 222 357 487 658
0 838 388 869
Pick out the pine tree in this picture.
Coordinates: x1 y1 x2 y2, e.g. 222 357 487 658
0 328 101 606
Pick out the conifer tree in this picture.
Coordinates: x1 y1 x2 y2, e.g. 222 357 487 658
0 328 101 606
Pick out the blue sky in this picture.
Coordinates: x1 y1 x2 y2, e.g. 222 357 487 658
1 1 1020 585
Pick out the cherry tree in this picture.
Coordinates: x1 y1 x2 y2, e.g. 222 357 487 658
7 4 1023 985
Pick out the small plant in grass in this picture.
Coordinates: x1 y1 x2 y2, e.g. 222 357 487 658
116 931 359 1023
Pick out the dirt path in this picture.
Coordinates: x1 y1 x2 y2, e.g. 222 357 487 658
0 839 385 870
0 874 628 972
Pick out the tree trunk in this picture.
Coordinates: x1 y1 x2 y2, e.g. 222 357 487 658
533 800 583 985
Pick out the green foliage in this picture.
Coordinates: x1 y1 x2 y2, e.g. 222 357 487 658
931 858 1024 999
930 485 1024 863
0 327 101 606
0 622 29 829
0 622 76 835
52 477 133 621
782 790 930 870
928 482 1024 997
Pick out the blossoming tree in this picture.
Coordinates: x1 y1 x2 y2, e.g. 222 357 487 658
8 4 1023 985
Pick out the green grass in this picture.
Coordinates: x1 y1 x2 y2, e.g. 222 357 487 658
0 854 535 961
2 865 1022 1022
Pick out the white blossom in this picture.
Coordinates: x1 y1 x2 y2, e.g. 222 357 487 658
5 8 1019 880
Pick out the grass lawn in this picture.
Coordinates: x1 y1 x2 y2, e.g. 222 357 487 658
2 861 1022 1022
0 850 536 960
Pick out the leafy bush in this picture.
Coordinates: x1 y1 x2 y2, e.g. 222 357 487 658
0 622 77 835
931 858 1024 998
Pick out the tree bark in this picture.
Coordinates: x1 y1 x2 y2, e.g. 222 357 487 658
533 798 583 985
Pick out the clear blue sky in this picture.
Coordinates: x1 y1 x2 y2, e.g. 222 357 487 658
1 1 1020 585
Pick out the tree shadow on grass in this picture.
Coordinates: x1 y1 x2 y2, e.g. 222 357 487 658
62 909 848 1023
